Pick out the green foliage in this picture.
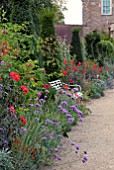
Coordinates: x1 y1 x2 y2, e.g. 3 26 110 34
40 8 62 79
0 148 14 170
85 30 101 61
97 40 114 65
70 27 83 64
0 22 41 62
0 0 66 35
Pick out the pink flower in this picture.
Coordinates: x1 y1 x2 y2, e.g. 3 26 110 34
2 30 7 34
38 92 42 98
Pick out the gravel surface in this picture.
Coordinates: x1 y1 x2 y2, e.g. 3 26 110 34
46 89 114 170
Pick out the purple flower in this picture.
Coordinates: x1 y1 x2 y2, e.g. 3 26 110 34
54 148 58 152
74 107 83 116
79 117 83 122
54 154 62 161
76 145 80 150
82 159 86 163
35 117 39 121
29 103 34 107
2 30 6 34
58 134 62 139
39 99 45 103
58 105 63 109
1 61 6 65
70 142 75 146
84 150 87 154
61 101 68 106
45 89 49 93
36 103 41 107
59 146 65 149
44 95 47 99
61 108 68 114
61 90 67 94
83 156 88 161
0 128 3 131
48 132 54 139
38 92 42 98
53 121 59 126
42 136 47 140
72 88 79 92
68 117 74 123
46 119 53 124
71 105 76 110
71 96 75 100
66 114 72 118
67 93 72 97
21 127 27 132
0 84 3 88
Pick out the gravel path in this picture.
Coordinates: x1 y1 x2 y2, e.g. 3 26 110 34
46 89 114 170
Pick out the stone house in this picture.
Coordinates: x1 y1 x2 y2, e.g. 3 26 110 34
55 0 114 43
82 0 114 37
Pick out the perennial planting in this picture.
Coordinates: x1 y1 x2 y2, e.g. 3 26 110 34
0 14 114 170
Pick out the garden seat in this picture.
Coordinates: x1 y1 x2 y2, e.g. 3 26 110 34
48 79 82 92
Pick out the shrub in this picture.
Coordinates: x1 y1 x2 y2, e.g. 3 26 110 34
70 27 83 64
39 8 62 79
85 30 101 61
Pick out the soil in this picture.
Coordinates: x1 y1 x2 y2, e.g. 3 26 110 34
46 89 114 170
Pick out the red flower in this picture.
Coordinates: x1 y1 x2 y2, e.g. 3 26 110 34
9 106 16 113
20 85 28 94
83 62 88 68
42 84 50 89
45 84 50 89
77 62 81 66
63 84 69 90
0 76 2 80
69 78 74 84
92 65 97 71
64 59 68 65
71 60 75 65
10 72 20 81
98 67 102 73
20 116 27 125
83 70 87 75
62 71 67 76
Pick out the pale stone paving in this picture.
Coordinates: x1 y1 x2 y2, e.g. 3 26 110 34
46 89 114 170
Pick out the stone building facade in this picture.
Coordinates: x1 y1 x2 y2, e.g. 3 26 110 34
82 0 114 37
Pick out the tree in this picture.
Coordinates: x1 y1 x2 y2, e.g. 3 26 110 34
0 0 66 35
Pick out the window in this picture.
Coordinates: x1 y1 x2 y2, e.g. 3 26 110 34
101 0 112 15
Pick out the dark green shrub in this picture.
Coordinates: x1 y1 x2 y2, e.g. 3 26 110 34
70 27 83 64
85 30 101 61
